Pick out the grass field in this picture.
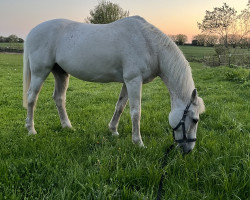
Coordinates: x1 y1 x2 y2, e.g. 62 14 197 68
179 46 215 59
179 46 250 63
0 42 248 61
0 53 249 199
0 43 23 50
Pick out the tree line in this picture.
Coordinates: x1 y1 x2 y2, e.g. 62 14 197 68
85 1 249 48
192 34 250 48
171 2 249 48
0 35 24 43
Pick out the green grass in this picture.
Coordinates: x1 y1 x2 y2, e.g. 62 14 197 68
179 46 216 59
179 46 250 63
0 53 249 199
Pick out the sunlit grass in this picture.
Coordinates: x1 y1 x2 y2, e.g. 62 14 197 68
179 46 215 59
0 53 249 199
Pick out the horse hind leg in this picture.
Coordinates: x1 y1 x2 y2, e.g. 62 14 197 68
52 64 72 129
109 84 128 136
26 72 50 134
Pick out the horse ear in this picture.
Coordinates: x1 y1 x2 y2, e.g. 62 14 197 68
191 88 198 103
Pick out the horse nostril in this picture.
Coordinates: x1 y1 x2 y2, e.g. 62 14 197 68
180 145 192 155
193 119 199 124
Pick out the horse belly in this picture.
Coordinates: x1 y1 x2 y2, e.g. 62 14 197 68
58 52 124 83
71 66 123 83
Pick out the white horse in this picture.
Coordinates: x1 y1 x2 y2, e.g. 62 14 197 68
23 16 205 153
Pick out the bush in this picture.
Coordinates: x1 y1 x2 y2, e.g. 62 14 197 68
225 68 250 83
214 45 229 56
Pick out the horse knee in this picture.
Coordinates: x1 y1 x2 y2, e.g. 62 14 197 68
130 109 140 120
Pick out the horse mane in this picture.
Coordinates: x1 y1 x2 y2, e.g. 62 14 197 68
132 16 195 102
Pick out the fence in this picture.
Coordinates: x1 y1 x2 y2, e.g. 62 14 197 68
203 54 250 68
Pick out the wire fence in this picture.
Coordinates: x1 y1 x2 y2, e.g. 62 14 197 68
203 53 250 68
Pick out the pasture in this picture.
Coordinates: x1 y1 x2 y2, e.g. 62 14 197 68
0 43 23 50
180 46 215 60
0 43 23 53
0 53 249 199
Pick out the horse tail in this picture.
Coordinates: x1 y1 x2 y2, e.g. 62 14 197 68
23 42 31 109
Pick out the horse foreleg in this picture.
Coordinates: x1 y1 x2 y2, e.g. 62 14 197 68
125 77 144 147
109 84 128 136
52 66 72 129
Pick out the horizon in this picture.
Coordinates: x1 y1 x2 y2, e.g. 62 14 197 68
0 0 248 42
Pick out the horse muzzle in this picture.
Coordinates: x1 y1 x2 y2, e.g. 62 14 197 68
176 140 196 154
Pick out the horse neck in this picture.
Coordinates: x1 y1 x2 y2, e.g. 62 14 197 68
159 44 195 109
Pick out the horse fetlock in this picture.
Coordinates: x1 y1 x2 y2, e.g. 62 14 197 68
25 118 36 134
109 128 119 137
61 121 72 129
108 123 119 136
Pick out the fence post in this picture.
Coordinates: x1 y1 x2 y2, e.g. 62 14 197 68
219 55 221 66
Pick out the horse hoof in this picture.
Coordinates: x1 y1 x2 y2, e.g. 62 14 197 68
112 131 119 137
62 122 72 129
108 125 119 136
133 138 145 148
139 142 146 148
62 124 73 129
28 130 37 135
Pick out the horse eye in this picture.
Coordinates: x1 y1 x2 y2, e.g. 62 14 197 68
193 119 199 124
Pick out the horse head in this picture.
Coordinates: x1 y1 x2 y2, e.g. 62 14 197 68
169 89 205 154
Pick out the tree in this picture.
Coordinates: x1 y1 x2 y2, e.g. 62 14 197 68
235 1 250 45
0 36 6 43
85 1 129 24
169 34 187 45
193 34 207 46
193 34 219 46
18 38 24 43
206 35 219 46
198 3 237 47
169 35 177 43
6 35 19 43
176 34 187 45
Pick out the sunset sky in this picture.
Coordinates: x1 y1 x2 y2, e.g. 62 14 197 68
0 0 248 42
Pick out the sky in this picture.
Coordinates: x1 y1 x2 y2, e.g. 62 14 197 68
0 0 248 42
